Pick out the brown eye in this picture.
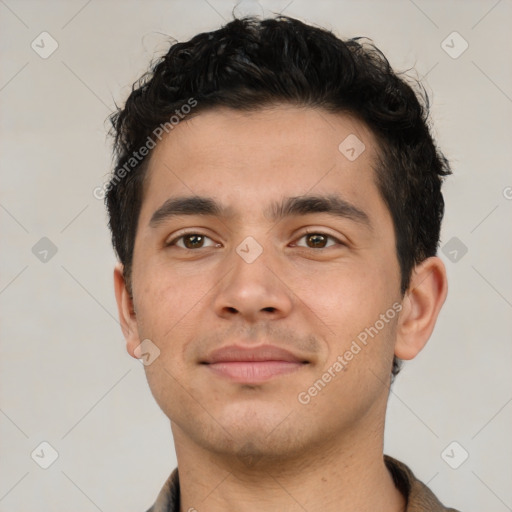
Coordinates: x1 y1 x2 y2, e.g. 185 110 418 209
295 232 340 249
306 234 328 248
168 233 217 249
183 234 205 248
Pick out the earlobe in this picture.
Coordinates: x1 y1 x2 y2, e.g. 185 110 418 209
394 256 448 361
113 263 141 359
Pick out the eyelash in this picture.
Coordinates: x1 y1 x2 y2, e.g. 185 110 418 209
166 232 220 249
166 231 344 250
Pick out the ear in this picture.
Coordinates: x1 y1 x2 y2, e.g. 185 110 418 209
395 256 448 360
114 263 141 359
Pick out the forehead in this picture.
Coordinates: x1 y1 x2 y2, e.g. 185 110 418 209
139 106 386 224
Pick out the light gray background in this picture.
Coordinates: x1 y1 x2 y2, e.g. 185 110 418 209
1 0 511 510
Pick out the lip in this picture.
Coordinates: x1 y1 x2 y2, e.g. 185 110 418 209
202 345 309 383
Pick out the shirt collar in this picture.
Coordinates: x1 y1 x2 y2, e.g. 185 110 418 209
147 456 459 512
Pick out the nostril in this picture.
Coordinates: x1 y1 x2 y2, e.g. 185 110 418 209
262 307 276 313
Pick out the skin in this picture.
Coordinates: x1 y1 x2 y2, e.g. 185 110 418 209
114 105 447 512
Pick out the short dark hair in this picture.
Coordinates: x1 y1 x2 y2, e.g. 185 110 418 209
106 16 451 377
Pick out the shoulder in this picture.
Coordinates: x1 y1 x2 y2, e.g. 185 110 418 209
384 455 462 512
145 468 180 512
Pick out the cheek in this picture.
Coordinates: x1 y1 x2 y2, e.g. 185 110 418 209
133 263 211 406
287 257 392 321
132 259 212 341
286 259 399 368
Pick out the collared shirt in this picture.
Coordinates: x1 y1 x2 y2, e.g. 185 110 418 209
146 455 461 512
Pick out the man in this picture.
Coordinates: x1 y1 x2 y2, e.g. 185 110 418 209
106 15 459 512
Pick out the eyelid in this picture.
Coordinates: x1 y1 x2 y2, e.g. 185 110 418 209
292 229 346 247
165 230 221 248
164 228 346 249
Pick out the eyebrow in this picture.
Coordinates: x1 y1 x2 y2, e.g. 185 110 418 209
149 196 223 227
149 194 371 229
266 194 371 228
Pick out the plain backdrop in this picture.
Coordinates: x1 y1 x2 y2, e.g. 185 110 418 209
1 1 511 510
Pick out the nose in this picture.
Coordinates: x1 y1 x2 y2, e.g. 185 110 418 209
213 247 293 323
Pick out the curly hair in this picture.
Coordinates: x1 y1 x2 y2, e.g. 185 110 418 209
106 15 451 378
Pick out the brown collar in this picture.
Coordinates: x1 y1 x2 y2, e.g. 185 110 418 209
147 455 460 512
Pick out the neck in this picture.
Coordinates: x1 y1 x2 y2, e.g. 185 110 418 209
172 423 405 512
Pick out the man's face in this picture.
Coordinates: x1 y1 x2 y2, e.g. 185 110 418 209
125 106 403 461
